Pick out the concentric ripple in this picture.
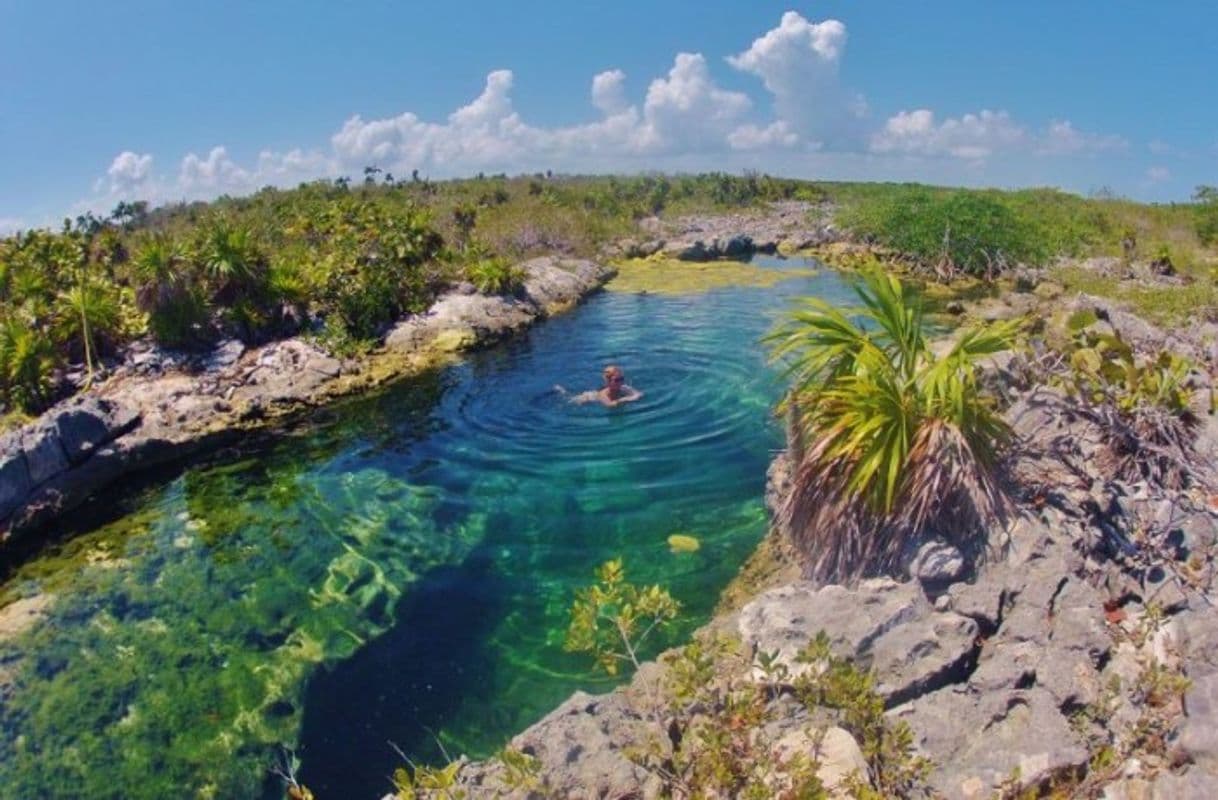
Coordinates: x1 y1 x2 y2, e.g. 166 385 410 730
0 256 856 800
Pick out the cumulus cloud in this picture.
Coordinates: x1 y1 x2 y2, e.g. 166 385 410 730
330 53 750 174
179 146 251 190
871 109 1027 160
76 9 1140 216
727 11 862 147
1037 120 1128 155
871 109 1124 162
107 151 153 185
728 121 799 151
640 53 751 149
1146 166 1171 183
591 69 629 115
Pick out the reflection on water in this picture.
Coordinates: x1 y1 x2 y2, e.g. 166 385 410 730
0 257 855 799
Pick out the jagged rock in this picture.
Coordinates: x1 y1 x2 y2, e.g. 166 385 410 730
911 541 965 585
0 448 32 521
455 690 659 799
53 396 139 464
738 578 978 705
1147 767 1218 799
739 579 921 678
385 258 612 351
19 422 69 485
889 687 1089 800
203 339 245 371
1175 673 1218 771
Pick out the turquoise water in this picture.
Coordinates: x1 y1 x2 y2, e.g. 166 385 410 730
0 256 854 799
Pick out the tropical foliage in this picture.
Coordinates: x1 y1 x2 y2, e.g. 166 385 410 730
1 172 1211 417
767 269 1020 582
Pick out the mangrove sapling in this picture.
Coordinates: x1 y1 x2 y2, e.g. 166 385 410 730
563 558 681 677
767 268 1019 583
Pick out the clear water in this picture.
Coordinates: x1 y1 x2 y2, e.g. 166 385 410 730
0 256 854 799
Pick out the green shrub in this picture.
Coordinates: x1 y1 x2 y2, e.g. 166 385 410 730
0 317 55 412
839 187 1047 277
305 198 446 341
464 257 526 295
1194 186 1218 246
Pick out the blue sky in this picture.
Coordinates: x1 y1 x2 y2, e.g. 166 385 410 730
2 1 1216 231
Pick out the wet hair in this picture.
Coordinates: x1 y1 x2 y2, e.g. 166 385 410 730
603 365 624 383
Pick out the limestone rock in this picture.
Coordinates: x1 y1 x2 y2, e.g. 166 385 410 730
52 396 140 464
19 422 69 485
738 578 978 705
911 540 966 585
456 691 658 799
889 687 1089 800
771 726 868 795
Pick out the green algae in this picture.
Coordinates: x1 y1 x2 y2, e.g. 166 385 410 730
0 395 484 799
607 256 816 295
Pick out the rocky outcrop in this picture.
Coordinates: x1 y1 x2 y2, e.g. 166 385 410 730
0 257 613 546
607 201 844 262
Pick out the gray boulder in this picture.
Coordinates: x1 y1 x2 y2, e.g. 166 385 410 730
53 396 139 464
911 540 966 586
889 687 1089 800
738 578 979 705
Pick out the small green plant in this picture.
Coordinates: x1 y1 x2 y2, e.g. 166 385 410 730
794 632 932 797
465 256 526 295
495 747 546 794
1059 311 1195 415
564 558 681 676
390 762 465 800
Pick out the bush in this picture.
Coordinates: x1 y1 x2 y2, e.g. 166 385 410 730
767 269 1018 581
308 198 446 341
464 256 526 295
840 187 1048 278
1194 186 1218 246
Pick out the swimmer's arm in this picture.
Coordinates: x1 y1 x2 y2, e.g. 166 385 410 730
568 390 600 405
606 386 642 406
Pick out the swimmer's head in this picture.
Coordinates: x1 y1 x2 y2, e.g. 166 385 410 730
603 365 624 385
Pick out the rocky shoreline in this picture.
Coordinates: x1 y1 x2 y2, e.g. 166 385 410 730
0 256 613 549
450 275 1218 798
607 200 842 262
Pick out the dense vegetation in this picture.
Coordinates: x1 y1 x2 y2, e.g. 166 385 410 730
1 171 1212 420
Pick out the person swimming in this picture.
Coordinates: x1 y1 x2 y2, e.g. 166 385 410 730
558 364 643 407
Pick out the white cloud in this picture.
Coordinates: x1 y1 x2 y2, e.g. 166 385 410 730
73 10 1150 216
179 146 252 190
107 151 153 185
639 53 751 150
0 217 24 236
871 109 1026 160
871 110 1125 163
1037 120 1128 155
1146 166 1171 183
591 69 629 115
728 121 799 150
727 11 862 147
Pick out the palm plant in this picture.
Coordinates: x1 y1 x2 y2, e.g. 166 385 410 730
0 315 55 413
55 276 121 385
196 218 267 303
132 233 208 346
767 269 1019 583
